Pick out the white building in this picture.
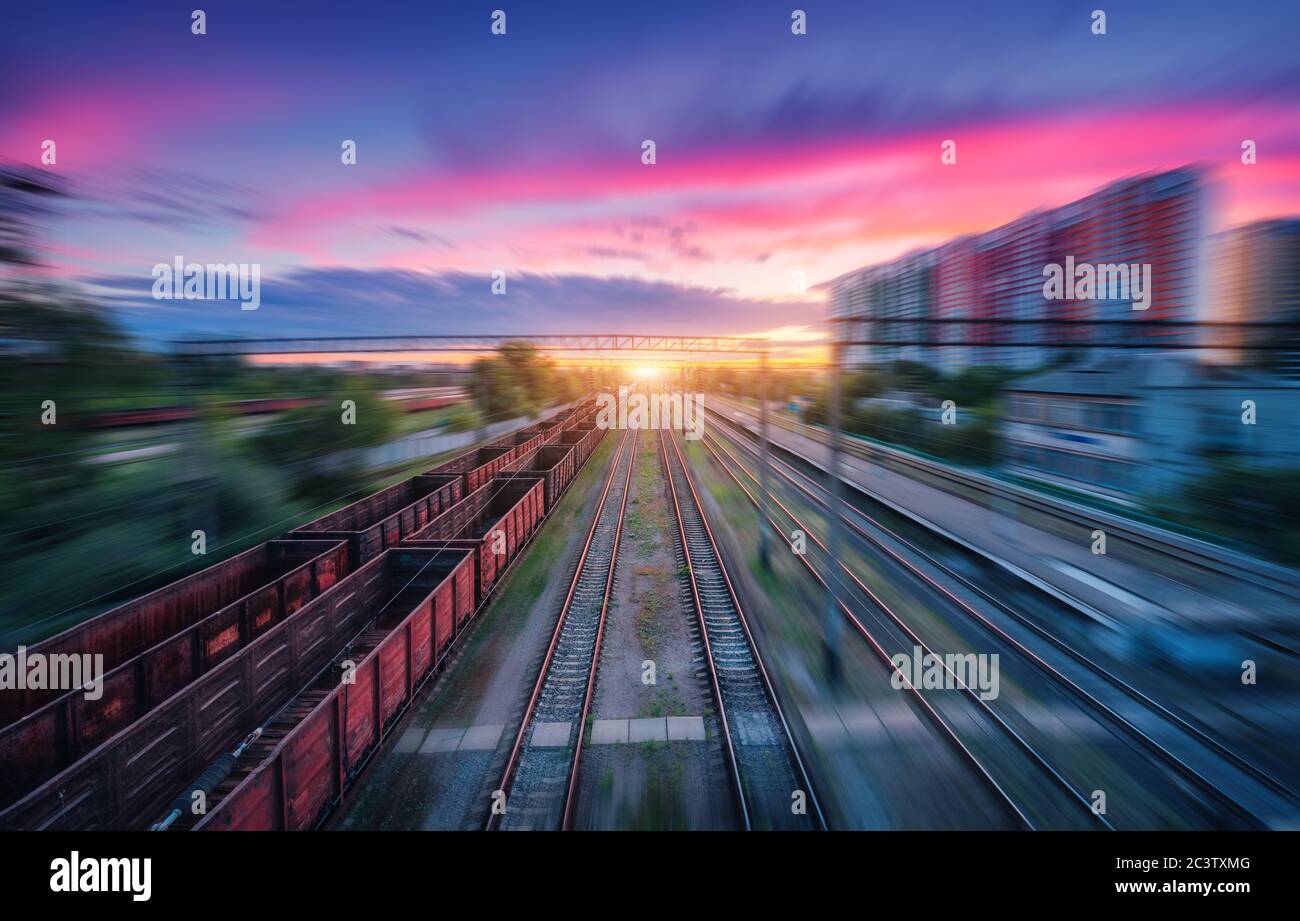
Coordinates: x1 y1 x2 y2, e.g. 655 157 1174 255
1003 354 1300 500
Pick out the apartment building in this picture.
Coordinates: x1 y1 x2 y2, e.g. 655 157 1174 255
1207 218 1300 376
827 167 1206 371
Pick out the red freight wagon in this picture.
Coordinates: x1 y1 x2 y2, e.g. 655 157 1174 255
489 409 573 450
562 412 595 431
505 429 547 457
402 477 545 603
541 423 565 444
559 426 603 467
551 397 599 427
192 548 476 831
557 428 586 465
0 549 467 831
404 476 544 601
508 444 577 511
495 461 542 531
0 539 349 734
289 474 462 567
425 445 516 494
0 539 350 812
517 421 561 445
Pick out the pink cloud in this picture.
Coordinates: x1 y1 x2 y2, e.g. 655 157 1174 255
0 79 286 169
253 101 1300 283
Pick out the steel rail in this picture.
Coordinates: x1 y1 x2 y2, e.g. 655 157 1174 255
702 428 1107 829
708 408 1287 826
559 429 638 830
713 396 1300 602
710 404 1297 809
664 430 828 831
660 433 747 829
691 432 1034 829
486 429 633 831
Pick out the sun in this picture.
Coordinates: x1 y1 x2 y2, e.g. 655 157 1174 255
631 365 661 379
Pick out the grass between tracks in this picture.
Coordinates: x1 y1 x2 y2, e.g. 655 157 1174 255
481 434 619 638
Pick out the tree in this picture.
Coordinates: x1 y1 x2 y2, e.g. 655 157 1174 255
253 382 398 501
846 367 888 402
470 355 528 422
469 340 579 423
947 365 1015 408
442 402 481 433
889 360 942 396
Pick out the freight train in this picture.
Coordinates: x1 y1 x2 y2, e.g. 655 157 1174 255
85 389 465 429
0 399 605 831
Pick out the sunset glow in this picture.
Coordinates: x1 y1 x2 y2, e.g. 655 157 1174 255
2 1 1298 347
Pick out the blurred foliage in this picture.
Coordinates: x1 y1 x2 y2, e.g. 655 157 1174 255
251 383 399 502
819 403 1001 465
0 164 65 267
1167 464 1300 563
442 402 482 433
0 165 452 643
794 361 1017 466
469 340 584 421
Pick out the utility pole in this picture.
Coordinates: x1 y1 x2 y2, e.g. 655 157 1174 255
822 334 845 683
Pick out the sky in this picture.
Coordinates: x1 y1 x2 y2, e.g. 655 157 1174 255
3 0 1300 349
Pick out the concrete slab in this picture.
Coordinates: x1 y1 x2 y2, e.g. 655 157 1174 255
458 723 504 751
590 719 629 744
419 727 465 754
876 702 921 738
628 717 668 743
731 711 779 746
838 705 887 742
666 715 706 741
393 727 428 753
531 721 572 747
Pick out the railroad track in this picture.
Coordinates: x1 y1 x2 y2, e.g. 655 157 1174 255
659 430 827 831
489 430 636 830
703 408 1298 828
690 429 1068 829
714 396 1300 604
